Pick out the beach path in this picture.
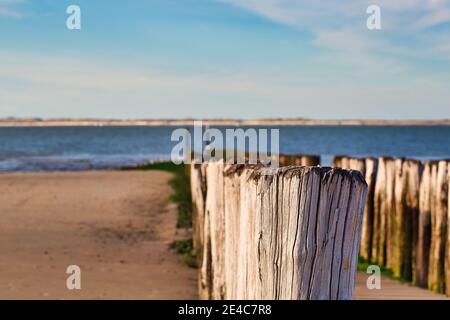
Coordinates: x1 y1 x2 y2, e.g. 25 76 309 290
0 171 197 299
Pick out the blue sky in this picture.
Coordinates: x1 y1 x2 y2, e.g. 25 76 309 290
1 0 449 120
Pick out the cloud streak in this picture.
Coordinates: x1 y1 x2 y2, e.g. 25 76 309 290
218 0 450 70
0 0 26 18
219 0 450 30
1 51 449 119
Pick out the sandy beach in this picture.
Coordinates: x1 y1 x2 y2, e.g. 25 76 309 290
0 170 197 300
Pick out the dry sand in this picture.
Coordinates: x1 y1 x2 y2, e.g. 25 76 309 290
0 170 197 300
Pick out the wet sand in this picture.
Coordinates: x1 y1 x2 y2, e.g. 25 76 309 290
0 171 197 299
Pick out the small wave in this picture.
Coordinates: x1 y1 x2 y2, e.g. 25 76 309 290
0 154 172 172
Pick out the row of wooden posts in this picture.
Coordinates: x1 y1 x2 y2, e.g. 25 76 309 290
190 155 368 300
333 156 450 295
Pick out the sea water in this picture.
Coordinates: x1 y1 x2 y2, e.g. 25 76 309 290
0 125 449 172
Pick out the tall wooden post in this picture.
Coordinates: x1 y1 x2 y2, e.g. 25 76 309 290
204 161 226 299
223 164 242 300
406 160 422 284
415 161 432 287
197 163 367 300
190 163 207 262
446 161 450 296
259 167 367 299
372 157 395 267
392 159 420 280
383 158 396 269
428 160 448 293
361 157 377 262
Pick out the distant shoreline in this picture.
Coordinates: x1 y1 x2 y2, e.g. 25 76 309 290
1 118 450 127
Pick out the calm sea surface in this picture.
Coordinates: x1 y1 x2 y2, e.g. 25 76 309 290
0 126 449 172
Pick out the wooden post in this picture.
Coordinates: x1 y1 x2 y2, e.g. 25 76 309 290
361 157 377 262
428 160 448 294
197 162 367 300
405 160 422 284
349 158 366 174
223 164 259 299
223 164 241 300
383 158 396 269
331 156 378 263
199 201 213 300
416 161 432 287
191 162 210 299
372 157 393 267
446 161 450 296
256 167 367 299
204 161 226 299
392 158 405 278
190 163 207 261
236 167 259 299
392 159 420 280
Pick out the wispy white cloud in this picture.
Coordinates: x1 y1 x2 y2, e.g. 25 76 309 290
0 0 26 19
218 0 450 70
219 0 450 30
1 51 449 119
0 52 263 94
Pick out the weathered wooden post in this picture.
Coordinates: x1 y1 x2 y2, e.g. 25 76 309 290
223 164 259 299
196 160 368 300
405 160 422 283
236 167 259 299
361 157 377 262
223 164 242 300
446 161 450 296
191 162 210 299
382 158 396 270
256 167 367 299
332 156 377 262
392 158 406 278
204 161 226 300
372 157 393 267
415 161 432 287
190 163 207 261
428 160 448 294
392 159 421 280
199 205 213 300
349 158 366 174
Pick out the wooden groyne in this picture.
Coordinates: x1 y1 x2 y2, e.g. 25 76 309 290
333 156 450 295
191 160 367 300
